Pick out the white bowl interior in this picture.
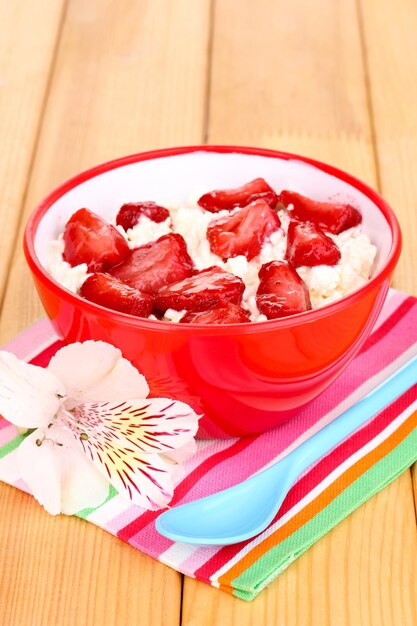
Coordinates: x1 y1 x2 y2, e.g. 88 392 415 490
35 151 392 273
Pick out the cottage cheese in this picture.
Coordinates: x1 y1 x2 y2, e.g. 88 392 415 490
49 238 89 294
297 227 376 308
49 203 377 322
124 216 171 247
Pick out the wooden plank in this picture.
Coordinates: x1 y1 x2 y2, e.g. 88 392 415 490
182 0 417 622
0 0 211 342
0 484 181 626
358 0 417 297
207 0 377 184
357 0 417 513
0 0 65 299
182 474 417 625
0 0 211 624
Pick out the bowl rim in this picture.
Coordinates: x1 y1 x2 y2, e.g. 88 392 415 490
23 144 402 335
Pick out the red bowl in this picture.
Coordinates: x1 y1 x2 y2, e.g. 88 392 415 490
24 146 401 438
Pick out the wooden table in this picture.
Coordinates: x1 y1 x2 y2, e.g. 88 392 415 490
1 1 417 624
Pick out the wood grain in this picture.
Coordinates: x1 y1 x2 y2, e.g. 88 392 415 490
208 0 377 184
0 0 211 623
358 0 417 518
0 0 212 342
0 484 181 626
1 0 417 623
0 0 65 299
358 0 417 297
182 0 417 623
182 474 417 625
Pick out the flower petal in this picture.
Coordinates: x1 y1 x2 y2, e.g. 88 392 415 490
76 431 175 509
82 356 149 404
48 341 149 407
110 451 175 509
0 351 65 428
68 398 200 455
161 439 197 484
163 438 197 465
59 398 199 509
16 426 109 515
59 442 110 515
17 429 62 514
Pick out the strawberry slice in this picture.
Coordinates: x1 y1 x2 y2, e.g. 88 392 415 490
154 266 245 313
278 190 362 234
80 273 153 317
63 208 130 271
256 261 311 319
116 201 170 230
286 221 341 267
180 302 251 324
207 200 281 261
198 178 278 213
110 233 193 295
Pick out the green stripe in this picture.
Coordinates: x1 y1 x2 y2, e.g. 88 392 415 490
231 426 417 601
2 423 417 602
0 433 118 519
0 432 118 517
76 485 118 519
0 434 27 459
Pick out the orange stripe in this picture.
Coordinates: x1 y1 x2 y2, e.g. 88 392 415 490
218 409 417 588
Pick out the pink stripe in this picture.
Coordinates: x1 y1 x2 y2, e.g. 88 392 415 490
180 545 220 574
183 388 417 577
1 289 416 573
29 340 65 367
129 524 175 556
282 302 417 431
0 419 12 431
0 424 18 445
141 382 417 575
127 414 334 551
193 386 417 580
118 436 260 541
116 299 417 546
183 439 236 474
359 297 416 356
372 289 407 330
105 504 147 534
105 439 234 534
126 531 174 564
1 318 56 357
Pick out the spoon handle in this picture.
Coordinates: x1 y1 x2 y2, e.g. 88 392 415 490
284 354 417 477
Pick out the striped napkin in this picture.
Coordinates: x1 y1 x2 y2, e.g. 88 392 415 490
1 288 417 601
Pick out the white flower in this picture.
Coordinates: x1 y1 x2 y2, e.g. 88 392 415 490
0 342 200 515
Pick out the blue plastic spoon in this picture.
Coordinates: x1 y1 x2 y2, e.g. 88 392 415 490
156 354 417 545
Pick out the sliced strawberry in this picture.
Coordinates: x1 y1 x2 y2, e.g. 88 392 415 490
116 201 170 230
198 178 278 213
207 200 281 261
278 190 362 234
154 266 245 313
63 208 130 271
286 221 341 267
256 261 311 319
80 273 153 317
180 302 251 324
110 233 193 295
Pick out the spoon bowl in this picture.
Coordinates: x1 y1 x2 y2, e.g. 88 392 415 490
156 353 417 545
156 458 298 545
